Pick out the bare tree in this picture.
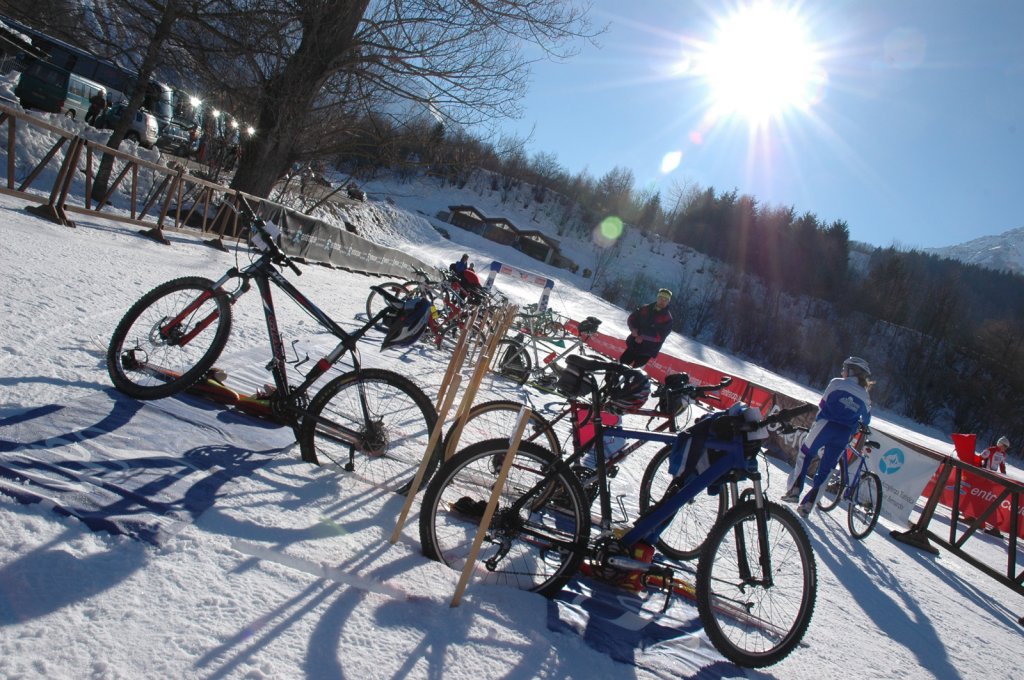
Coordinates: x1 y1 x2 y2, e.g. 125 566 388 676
167 1 598 198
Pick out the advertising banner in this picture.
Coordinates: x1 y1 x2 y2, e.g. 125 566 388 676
257 201 435 279
862 431 942 527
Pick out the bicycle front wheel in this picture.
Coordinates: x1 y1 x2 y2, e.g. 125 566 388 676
815 467 845 513
638 445 727 561
696 500 817 668
847 471 882 539
300 368 440 494
419 439 590 598
107 276 232 400
443 400 562 458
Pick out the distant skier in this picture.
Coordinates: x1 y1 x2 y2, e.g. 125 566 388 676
619 288 673 368
783 356 873 519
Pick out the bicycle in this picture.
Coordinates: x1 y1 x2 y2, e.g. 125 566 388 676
419 356 817 667
492 314 602 388
515 302 567 338
812 426 883 539
445 370 735 561
365 267 496 350
106 195 443 494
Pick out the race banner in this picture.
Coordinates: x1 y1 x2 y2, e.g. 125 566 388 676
862 431 942 527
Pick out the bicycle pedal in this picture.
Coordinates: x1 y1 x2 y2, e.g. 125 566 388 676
206 367 228 383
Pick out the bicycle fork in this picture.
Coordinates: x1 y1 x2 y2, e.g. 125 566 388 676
733 473 775 590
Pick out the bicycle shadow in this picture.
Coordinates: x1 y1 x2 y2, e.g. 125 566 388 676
800 516 962 678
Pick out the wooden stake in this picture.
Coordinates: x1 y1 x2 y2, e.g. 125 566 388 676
389 373 464 543
450 406 532 607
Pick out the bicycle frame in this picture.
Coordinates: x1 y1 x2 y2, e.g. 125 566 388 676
163 247 382 441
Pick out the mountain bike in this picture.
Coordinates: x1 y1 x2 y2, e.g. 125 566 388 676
813 426 883 539
515 302 567 338
445 371 735 560
419 356 817 667
106 195 442 494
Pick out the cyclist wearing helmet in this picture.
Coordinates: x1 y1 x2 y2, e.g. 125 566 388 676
978 436 1009 475
783 356 873 518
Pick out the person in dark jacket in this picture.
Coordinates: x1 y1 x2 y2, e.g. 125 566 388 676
84 92 106 126
619 288 673 368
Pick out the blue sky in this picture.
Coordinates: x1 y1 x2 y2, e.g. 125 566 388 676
503 0 1024 250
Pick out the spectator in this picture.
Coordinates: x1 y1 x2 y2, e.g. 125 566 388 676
450 253 470 277
619 288 673 368
84 92 106 126
783 356 873 519
978 436 1009 474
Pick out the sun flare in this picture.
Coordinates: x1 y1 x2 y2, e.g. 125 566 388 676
699 3 825 125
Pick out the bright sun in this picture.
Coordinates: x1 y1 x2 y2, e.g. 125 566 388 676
698 3 825 125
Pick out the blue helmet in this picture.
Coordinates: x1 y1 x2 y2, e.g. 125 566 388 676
381 297 430 350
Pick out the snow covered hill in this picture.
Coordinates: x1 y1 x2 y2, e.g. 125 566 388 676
924 225 1024 275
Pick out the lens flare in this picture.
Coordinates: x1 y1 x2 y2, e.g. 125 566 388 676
661 151 683 173
594 216 624 247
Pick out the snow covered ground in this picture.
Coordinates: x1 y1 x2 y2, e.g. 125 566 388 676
1 98 1022 678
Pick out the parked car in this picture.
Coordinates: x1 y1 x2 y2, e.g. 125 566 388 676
97 103 160 148
155 120 195 157
347 184 367 201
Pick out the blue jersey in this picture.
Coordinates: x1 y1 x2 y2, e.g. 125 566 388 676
815 376 871 435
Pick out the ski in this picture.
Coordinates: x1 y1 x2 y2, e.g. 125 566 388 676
138 363 277 420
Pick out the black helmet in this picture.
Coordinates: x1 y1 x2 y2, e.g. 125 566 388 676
607 369 651 411
381 297 430 350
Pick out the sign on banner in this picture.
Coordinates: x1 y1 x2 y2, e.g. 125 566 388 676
865 432 942 526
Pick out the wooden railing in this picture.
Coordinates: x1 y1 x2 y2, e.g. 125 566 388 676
0 102 243 248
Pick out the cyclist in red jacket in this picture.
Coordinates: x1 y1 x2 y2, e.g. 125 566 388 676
619 288 673 368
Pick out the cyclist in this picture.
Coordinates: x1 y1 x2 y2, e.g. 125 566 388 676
619 288 673 368
783 356 873 518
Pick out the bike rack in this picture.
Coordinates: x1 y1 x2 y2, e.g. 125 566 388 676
388 303 518 542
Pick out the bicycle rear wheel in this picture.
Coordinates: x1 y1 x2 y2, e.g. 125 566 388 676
419 439 590 598
365 281 412 332
107 276 232 400
847 471 882 539
300 368 440 494
494 338 531 384
443 400 562 458
696 499 817 668
811 458 843 512
638 445 727 561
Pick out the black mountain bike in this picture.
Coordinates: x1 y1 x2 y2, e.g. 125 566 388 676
106 196 442 494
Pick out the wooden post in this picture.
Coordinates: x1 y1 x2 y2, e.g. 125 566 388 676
450 406 532 607
444 304 517 459
435 306 479 405
389 373 464 544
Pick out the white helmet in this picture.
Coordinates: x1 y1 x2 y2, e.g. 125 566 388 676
843 356 871 377
997 436 1010 448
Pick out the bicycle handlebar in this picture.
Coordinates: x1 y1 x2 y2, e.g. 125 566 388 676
236 195 302 277
755 403 816 431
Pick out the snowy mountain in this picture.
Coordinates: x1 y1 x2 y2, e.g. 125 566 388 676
924 225 1024 275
